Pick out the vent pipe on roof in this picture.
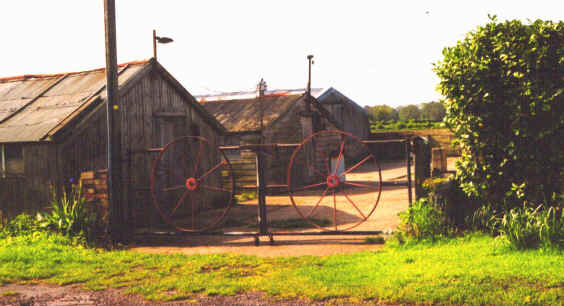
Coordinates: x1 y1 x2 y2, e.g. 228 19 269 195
257 78 267 132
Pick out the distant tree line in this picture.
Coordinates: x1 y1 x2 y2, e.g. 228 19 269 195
364 102 446 122
363 102 446 131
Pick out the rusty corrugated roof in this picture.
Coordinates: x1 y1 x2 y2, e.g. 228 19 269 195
200 94 303 133
0 60 149 143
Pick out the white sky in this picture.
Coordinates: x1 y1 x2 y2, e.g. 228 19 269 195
0 1 562 107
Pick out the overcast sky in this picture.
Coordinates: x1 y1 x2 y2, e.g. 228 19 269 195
1 1 562 107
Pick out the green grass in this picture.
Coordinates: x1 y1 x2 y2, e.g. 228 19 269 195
0 291 19 297
0 232 562 304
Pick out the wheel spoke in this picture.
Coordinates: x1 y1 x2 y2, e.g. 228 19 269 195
179 151 190 178
305 187 330 218
333 138 346 175
292 181 326 192
163 165 185 185
198 160 227 182
169 191 189 218
308 164 326 179
315 142 330 174
162 185 185 192
200 184 231 193
343 190 367 220
333 191 337 231
343 181 380 190
193 139 203 177
340 155 374 177
190 192 197 229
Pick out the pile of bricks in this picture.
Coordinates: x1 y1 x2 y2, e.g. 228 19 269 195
80 169 108 234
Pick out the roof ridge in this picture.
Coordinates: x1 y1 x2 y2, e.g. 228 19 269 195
0 59 150 83
199 92 304 103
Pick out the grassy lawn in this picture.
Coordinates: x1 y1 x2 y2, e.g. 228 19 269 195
0 233 562 304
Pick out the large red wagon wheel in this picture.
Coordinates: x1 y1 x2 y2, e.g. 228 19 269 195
151 136 235 232
287 130 382 231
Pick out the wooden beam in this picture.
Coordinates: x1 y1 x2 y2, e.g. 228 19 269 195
1 144 5 179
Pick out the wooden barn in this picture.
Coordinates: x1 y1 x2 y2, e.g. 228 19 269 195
0 58 227 231
197 86 349 188
312 87 370 141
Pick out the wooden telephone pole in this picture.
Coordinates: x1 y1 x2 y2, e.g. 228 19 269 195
103 0 123 243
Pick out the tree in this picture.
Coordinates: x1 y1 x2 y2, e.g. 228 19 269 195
397 105 421 121
368 105 398 121
434 17 563 207
420 101 446 121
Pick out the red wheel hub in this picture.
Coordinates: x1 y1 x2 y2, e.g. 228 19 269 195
326 175 340 188
185 177 198 191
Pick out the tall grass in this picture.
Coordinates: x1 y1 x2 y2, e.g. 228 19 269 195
499 204 563 250
36 184 96 242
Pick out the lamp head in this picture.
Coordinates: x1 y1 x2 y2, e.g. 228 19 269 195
156 36 174 44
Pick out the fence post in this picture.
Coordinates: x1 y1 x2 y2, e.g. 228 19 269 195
413 136 431 200
406 139 413 206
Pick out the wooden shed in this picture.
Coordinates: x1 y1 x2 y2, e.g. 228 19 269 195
313 87 370 141
0 59 226 230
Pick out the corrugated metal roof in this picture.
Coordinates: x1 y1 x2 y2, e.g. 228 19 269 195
0 60 150 143
200 94 303 133
196 88 323 102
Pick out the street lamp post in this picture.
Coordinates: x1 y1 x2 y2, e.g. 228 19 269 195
153 29 173 60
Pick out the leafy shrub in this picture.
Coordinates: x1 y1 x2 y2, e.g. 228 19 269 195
36 184 96 241
467 205 501 235
499 204 563 250
434 17 564 208
234 191 257 203
423 177 479 227
397 199 449 241
0 214 39 237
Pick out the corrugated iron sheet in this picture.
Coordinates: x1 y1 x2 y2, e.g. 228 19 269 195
200 94 302 133
0 60 149 143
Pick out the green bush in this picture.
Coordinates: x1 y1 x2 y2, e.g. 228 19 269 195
499 204 563 250
423 177 479 227
434 17 564 208
0 214 39 237
36 184 96 241
467 204 501 235
397 199 449 242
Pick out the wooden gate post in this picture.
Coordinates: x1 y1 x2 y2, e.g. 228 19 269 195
413 136 431 201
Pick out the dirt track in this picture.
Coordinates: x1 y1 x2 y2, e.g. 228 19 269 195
130 160 417 257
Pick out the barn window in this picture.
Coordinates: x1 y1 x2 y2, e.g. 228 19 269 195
1 144 24 178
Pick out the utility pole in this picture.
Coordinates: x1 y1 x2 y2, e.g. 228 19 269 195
103 0 122 243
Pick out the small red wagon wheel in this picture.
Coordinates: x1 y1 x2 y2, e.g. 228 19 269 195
287 130 382 231
151 136 235 232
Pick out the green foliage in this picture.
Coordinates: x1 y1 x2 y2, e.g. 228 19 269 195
467 204 501 235
365 105 399 122
0 214 39 237
36 185 96 241
434 17 564 207
396 199 449 241
420 101 446 121
370 120 442 132
234 191 257 203
1 232 562 304
423 177 479 227
364 236 385 244
397 105 421 121
499 204 563 250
